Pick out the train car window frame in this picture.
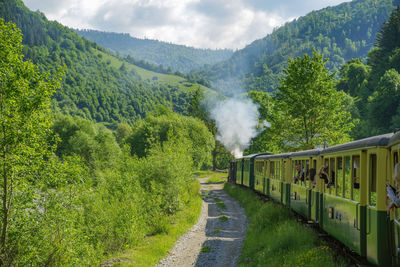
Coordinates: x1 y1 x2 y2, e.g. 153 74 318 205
344 155 351 199
352 155 361 202
336 157 343 197
275 161 281 180
270 161 275 179
255 160 264 176
368 153 377 207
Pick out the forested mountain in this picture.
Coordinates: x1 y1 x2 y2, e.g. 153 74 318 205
0 0 209 126
337 6 400 138
198 0 399 95
75 29 233 73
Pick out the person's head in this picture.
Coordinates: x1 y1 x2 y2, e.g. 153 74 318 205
323 165 328 172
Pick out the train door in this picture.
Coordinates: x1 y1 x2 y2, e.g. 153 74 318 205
366 148 392 266
291 158 309 216
391 147 400 266
310 159 319 222
270 160 281 203
322 153 364 255
254 160 264 194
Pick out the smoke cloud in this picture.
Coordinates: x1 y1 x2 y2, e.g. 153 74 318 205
210 96 263 158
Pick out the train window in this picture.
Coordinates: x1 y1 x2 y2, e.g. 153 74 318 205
395 152 399 165
270 162 275 179
275 161 281 180
369 154 377 206
283 161 287 182
327 158 336 194
336 157 343 197
304 160 310 187
344 156 351 199
255 161 263 176
352 156 360 202
292 160 298 181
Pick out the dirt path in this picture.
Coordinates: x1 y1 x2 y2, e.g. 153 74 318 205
157 178 248 267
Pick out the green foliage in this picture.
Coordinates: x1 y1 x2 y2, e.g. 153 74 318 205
127 107 215 169
188 88 233 170
75 29 233 73
219 215 228 222
0 20 205 263
206 176 226 184
0 17 64 265
0 0 207 126
246 91 281 154
51 114 121 169
224 183 347 266
273 50 356 151
338 7 400 137
200 246 212 253
196 0 395 95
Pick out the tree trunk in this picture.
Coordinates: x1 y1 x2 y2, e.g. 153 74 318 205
1 148 8 255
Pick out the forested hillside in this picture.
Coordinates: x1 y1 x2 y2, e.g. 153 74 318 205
0 13 216 265
0 0 209 126
75 29 233 73
198 0 398 95
337 6 400 138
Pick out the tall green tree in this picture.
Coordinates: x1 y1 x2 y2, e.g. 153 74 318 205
127 105 214 169
188 88 232 170
273 50 355 151
0 18 62 264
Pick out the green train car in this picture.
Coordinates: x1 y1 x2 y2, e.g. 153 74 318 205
389 131 400 266
236 153 272 189
231 132 400 266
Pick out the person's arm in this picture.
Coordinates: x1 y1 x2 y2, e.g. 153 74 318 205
387 186 400 207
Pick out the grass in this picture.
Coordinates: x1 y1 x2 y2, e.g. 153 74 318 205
105 181 202 266
219 215 228 222
214 198 226 210
193 170 228 183
212 228 221 234
200 246 212 253
94 49 215 95
224 183 348 266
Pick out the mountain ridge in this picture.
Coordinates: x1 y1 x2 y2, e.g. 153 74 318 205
195 0 398 95
75 29 233 73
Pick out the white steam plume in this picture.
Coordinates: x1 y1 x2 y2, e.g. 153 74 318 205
210 97 263 158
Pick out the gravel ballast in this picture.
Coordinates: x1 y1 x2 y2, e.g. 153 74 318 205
158 178 248 267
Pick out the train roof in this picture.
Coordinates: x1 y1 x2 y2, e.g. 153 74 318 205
321 133 393 154
236 152 272 160
255 153 291 160
389 130 400 146
290 148 322 157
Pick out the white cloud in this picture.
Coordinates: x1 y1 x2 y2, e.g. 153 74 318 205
22 0 350 49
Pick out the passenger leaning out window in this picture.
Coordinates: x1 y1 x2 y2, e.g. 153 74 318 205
318 165 329 185
387 163 400 214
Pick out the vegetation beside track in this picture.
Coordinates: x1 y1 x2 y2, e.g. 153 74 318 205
194 170 228 183
224 183 347 266
105 180 202 266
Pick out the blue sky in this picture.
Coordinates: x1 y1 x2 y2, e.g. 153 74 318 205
23 0 351 49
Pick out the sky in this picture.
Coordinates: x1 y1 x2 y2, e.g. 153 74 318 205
22 0 351 50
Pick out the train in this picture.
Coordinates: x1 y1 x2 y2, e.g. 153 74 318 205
228 131 400 266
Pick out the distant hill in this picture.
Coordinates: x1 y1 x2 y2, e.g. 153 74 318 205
197 0 398 96
75 29 233 73
0 0 214 125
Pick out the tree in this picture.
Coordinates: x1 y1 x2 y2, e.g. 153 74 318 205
273 50 355 151
188 88 232 170
127 106 215 169
368 69 400 134
0 19 62 264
